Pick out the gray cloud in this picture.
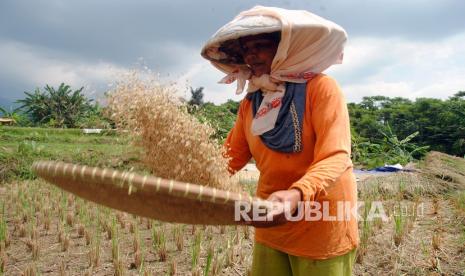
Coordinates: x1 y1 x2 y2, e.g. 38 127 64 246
2 0 463 64
1 0 464 102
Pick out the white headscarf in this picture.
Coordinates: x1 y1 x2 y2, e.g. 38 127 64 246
201 6 347 135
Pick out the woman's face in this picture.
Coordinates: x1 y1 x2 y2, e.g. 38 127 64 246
240 34 279 77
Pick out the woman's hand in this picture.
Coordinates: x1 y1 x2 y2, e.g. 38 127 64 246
243 188 303 228
267 188 302 215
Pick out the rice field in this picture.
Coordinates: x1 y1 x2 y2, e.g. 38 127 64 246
1 127 464 275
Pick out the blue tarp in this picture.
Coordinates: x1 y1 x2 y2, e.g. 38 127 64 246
354 164 414 174
373 166 402 172
353 169 393 175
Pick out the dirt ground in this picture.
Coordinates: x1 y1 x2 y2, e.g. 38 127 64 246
1 152 464 275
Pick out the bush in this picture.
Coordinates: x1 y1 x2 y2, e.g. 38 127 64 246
0 140 51 182
352 124 429 169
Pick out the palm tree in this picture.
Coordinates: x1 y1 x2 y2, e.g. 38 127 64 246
17 83 93 128
188 87 205 106
0 106 16 118
0 106 24 125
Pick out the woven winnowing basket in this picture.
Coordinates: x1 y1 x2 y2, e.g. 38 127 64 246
32 161 273 225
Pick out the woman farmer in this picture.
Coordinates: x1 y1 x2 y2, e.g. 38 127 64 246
201 6 358 276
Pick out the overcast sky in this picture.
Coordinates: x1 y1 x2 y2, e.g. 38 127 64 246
1 0 464 105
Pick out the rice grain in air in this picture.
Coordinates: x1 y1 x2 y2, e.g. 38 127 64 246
106 72 240 192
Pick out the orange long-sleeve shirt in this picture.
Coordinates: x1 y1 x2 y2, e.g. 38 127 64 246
225 74 359 259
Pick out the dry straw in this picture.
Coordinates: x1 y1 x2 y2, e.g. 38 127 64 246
107 71 240 192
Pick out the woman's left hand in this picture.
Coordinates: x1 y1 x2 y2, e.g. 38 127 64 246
244 188 303 228
265 188 302 223
268 188 302 212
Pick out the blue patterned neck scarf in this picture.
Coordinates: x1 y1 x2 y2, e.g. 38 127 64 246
246 82 307 153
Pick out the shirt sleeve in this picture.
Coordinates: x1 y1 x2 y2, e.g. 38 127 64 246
289 76 353 201
224 100 252 174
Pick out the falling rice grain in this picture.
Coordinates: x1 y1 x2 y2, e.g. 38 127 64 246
107 71 240 192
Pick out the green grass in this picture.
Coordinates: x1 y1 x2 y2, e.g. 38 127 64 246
0 126 121 144
239 177 258 196
454 191 465 211
1 126 83 135
0 202 6 246
393 202 406 246
440 155 465 173
191 231 202 268
0 126 141 183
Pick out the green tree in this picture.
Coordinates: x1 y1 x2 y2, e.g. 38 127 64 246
193 101 238 141
0 106 31 126
75 102 113 129
348 93 465 157
17 83 93 128
222 99 240 115
0 106 17 118
450 91 465 100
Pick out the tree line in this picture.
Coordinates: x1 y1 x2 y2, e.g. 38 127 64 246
188 87 465 158
349 93 465 158
1 84 464 166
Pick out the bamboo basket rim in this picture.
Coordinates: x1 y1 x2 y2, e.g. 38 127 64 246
32 160 278 226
